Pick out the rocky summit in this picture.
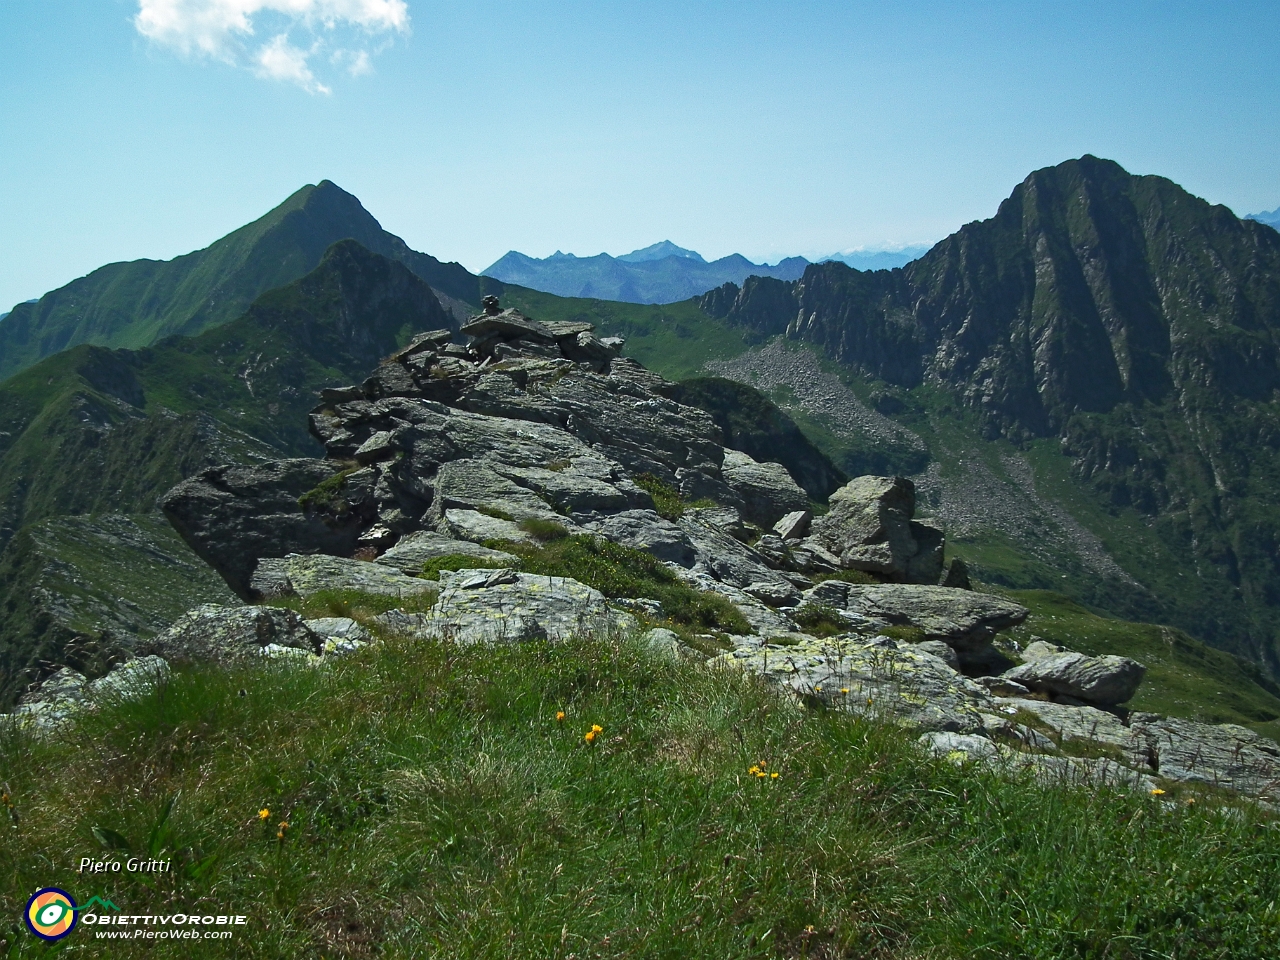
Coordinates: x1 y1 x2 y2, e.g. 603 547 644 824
0 294 1218 803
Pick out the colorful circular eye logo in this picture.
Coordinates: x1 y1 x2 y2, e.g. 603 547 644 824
25 888 78 941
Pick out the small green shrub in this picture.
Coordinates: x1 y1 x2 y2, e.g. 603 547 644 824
814 568 879 585
419 554 511 581
477 505 515 521
880 624 927 644
791 603 848 638
297 464 359 514
262 587 438 623
634 473 685 521
499 534 753 634
519 517 570 542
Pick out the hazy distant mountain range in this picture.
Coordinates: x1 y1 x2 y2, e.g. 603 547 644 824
1249 207 1280 230
482 243 928 304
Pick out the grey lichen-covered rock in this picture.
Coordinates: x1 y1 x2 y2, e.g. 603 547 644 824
912 640 959 671
591 510 696 565
773 510 812 541
676 516 797 602
305 617 373 655
809 476 914 573
920 731 1000 762
145 604 321 663
442 508 535 545
974 676 1031 698
716 635 995 733
1127 715 1280 800
161 459 371 599
89 656 170 699
640 627 685 662
422 569 635 644
7 657 171 731
719 449 809 529
374 530 516 573
1002 651 1146 706
250 554 437 601
799 581 1029 650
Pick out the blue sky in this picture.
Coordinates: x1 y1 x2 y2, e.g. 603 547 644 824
1 0 1278 311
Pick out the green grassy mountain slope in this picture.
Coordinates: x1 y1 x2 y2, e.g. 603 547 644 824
0 239 453 549
0 181 478 381
698 156 1280 671
0 242 453 701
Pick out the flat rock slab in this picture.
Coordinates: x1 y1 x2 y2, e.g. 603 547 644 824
1003 651 1145 706
375 530 516 573
145 604 320 663
1129 715 1280 800
803 581 1028 650
252 554 437 600
422 569 635 644
8 657 171 732
717 635 995 733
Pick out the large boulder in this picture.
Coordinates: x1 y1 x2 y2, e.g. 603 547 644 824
374 530 516 574
798 581 1028 649
718 635 996 734
161 459 373 600
249 554 438 601
807 476 944 582
418 568 634 644
719 450 809 529
1002 651 1146 706
144 604 321 663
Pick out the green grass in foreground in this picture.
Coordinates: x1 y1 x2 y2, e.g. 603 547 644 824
2 632 1279 959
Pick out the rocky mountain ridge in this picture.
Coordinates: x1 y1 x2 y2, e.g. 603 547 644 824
698 156 1280 669
10 294 1279 802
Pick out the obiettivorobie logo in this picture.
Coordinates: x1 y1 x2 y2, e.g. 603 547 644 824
25 889 118 942
22 887 246 942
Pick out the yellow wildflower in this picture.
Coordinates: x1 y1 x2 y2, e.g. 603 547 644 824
591 724 603 733
584 730 596 743
1150 788 1166 796
258 808 270 821
770 772 779 779
556 711 565 722
840 688 850 694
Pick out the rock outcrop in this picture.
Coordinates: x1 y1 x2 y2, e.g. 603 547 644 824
808 476 944 583
1002 649 1146 707
143 604 321 664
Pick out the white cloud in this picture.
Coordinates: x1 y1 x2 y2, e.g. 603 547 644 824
255 34 329 94
135 0 408 92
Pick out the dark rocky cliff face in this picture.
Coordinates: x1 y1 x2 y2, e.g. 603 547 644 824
701 156 1280 668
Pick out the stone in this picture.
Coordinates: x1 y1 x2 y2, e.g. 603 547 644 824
939 557 972 590
592 510 696 565
719 450 809 529
905 520 945 584
773 510 812 541
640 627 684 662
1127 716 1280 799
717 634 996 734
145 604 321 664
460 308 557 344
996 697 1131 747
912 640 959 670
677 516 798 601
1003 651 1146 706
920 731 1000 762
810 475 917 575
956 642 1019 676
162 459 373 600
433 459 565 523
443 508 535 545
800 581 1029 650
423 569 635 644
250 554 437 601
1021 640 1068 660
89 657 171 700
374 530 516 573
305 617 373 654
974 676 1031 698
